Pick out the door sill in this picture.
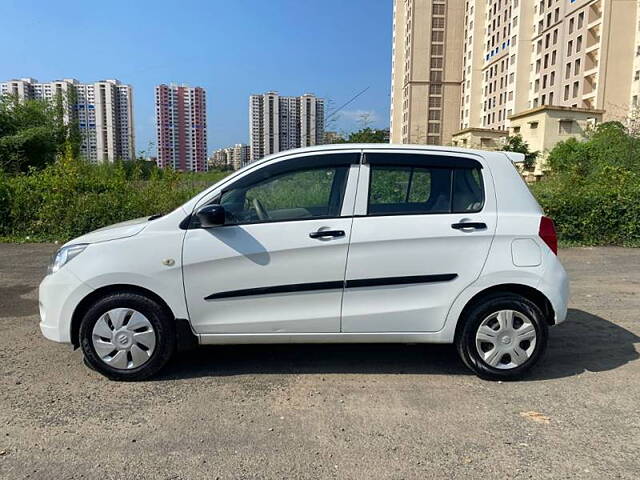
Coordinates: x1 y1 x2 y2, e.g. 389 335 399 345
198 332 451 345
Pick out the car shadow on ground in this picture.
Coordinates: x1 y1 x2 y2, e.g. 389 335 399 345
157 309 639 381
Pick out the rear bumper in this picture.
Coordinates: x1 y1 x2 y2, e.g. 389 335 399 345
538 254 569 325
38 267 94 344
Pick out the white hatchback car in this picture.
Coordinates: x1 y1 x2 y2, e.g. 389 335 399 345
39 145 569 381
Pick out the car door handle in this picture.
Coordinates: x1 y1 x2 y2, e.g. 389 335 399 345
451 222 487 230
309 230 345 239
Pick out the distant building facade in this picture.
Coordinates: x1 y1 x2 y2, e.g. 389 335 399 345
0 77 135 162
209 143 250 170
323 131 345 144
155 84 207 172
249 92 325 161
390 0 464 145
390 0 639 149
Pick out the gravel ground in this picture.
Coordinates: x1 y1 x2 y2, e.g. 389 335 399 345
0 244 638 479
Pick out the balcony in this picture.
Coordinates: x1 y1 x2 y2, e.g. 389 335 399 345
583 73 597 98
584 50 599 75
585 26 600 52
588 1 602 25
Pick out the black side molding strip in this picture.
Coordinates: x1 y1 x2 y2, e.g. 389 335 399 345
204 274 457 300
345 274 457 288
204 281 344 300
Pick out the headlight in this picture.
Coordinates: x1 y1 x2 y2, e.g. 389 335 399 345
48 244 88 275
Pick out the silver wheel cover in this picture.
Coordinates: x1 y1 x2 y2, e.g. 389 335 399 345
91 308 157 370
475 309 537 370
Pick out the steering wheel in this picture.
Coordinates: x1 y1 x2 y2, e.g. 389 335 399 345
252 198 270 221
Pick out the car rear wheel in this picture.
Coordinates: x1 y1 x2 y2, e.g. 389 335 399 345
79 292 175 381
456 293 548 380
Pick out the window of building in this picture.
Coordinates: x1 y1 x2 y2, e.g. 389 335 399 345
564 84 570 101
575 59 581 75
567 41 573 56
566 63 571 79
578 12 584 29
431 31 444 42
559 120 573 135
573 81 579 97
576 35 582 52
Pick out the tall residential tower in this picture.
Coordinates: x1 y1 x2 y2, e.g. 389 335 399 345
391 0 639 147
249 92 325 161
0 78 135 162
155 84 208 172
390 0 465 145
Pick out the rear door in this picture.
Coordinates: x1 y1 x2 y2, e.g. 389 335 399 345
341 150 496 332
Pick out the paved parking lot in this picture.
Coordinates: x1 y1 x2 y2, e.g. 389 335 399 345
0 243 638 479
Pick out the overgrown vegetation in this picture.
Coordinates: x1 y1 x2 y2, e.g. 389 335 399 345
0 92 638 246
327 127 388 144
0 95 73 173
531 122 640 246
0 158 228 241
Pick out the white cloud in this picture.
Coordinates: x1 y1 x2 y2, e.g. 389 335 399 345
337 109 380 123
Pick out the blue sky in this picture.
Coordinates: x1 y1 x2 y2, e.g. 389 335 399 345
1 0 393 154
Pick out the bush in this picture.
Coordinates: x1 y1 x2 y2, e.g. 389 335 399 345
530 122 640 247
0 158 228 241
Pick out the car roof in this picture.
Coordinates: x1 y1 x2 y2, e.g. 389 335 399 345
262 143 490 158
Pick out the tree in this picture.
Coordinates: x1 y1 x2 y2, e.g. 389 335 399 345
500 134 539 170
546 121 640 177
0 95 68 173
330 127 388 144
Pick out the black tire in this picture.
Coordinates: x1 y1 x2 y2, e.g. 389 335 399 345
79 292 176 381
456 293 548 380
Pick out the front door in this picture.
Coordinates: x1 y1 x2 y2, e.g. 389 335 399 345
182 153 360 334
341 151 496 333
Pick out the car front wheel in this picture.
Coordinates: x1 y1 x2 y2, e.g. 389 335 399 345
79 292 176 381
456 293 549 380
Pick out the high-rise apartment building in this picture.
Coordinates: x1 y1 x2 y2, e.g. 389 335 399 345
249 92 325 161
209 144 250 170
390 0 465 145
391 0 639 146
155 84 207 172
0 78 135 162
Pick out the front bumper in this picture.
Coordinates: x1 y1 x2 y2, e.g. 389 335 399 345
39 267 94 344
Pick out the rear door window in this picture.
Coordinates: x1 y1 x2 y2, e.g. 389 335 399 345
366 153 484 215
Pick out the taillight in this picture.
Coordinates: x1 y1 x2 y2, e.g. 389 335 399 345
539 216 558 255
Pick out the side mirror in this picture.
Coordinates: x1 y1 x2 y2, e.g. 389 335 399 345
195 204 226 228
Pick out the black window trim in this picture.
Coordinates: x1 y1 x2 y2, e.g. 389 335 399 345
185 152 359 229
364 153 485 217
